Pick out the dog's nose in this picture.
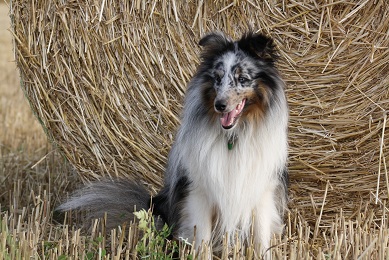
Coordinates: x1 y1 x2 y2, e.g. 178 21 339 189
215 101 227 112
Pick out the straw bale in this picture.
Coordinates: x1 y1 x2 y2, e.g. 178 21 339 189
11 0 389 233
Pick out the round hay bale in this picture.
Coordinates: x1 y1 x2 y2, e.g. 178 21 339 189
11 0 388 230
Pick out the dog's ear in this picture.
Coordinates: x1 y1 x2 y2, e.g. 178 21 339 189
238 32 278 64
198 32 234 61
199 32 231 48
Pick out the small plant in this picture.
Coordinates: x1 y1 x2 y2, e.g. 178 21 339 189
134 209 179 259
85 236 107 260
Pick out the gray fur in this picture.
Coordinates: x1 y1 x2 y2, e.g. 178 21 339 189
57 180 150 229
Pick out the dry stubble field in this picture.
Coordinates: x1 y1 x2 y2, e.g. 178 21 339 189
0 3 74 211
0 3 83 259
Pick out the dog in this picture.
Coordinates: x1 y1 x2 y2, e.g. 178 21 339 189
58 31 289 257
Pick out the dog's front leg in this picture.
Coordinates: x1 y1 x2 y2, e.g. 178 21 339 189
178 188 213 249
254 188 282 260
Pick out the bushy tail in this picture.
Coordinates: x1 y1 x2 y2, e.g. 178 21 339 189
56 179 151 229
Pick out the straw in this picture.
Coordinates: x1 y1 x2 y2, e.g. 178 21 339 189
10 0 389 256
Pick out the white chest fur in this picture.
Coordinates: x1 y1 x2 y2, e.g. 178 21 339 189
178 115 287 243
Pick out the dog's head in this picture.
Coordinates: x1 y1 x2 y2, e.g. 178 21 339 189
198 32 282 130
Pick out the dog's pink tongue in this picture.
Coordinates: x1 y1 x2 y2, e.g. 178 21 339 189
220 99 246 128
220 112 235 128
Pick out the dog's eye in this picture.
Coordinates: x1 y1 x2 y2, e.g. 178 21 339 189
214 75 222 83
238 76 249 84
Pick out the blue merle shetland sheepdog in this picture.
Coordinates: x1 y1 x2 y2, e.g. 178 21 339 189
58 31 289 256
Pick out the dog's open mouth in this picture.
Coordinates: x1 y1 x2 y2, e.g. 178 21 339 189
220 99 246 129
